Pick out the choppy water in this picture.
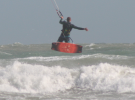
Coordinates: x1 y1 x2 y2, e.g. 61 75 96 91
0 42 135 100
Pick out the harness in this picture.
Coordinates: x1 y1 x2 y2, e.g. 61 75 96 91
60 21 74 43
62 22 72 36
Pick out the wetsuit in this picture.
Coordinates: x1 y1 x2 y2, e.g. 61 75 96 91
57 19 85 43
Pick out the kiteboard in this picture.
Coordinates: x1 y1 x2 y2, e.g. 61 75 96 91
51 42 82 53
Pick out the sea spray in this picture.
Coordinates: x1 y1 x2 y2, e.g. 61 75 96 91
1 61 135 93
0 61 75 93
77 63 135 93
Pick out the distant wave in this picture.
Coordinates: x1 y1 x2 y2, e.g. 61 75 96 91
0 42 24 47
0 51 12 55
11 42 24 46
85 43 96 47
22 54 133 62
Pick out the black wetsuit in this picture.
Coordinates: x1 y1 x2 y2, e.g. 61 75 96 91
57 19 85 43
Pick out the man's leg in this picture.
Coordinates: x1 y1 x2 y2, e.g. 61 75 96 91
57 35 64 42
65 37 70 43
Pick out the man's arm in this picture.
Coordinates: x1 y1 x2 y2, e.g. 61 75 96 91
72 25 85 30
59 19 64 24
72 25 88 31
59 16 64 24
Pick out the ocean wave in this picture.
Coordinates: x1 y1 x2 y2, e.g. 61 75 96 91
0 61 135 93
84 43 100 50
0 51 12 55
0 61 75 93
23 54 133 62
11 42 24 46
85 43 96 47
77 63 135 93
0 42 24 47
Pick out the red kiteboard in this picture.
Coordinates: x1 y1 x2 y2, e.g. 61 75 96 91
51 42 82 53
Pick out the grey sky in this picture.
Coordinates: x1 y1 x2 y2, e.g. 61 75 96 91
0 0 135 44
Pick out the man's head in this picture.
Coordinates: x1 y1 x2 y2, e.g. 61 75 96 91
67 17 71 22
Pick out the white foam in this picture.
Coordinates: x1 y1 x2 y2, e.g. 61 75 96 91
85 43 96 47
0 61 75 93
24 56 68 62
12 42 23 46
77 63 135 93
23 54 132 62
0 62 135 93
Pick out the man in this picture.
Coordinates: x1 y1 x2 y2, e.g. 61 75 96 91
57 16 88 43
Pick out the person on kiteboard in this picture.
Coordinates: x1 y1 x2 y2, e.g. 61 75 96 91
57 16 88 43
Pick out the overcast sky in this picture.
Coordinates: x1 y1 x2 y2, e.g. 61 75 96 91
0 0 135 45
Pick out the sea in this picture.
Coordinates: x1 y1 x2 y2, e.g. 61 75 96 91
0 42 135 100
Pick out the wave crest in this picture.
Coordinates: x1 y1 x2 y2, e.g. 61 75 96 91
0 62 135 93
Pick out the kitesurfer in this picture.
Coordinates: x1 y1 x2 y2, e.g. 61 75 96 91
57 16 88 43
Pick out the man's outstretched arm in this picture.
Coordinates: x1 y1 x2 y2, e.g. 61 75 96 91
72 25 88 31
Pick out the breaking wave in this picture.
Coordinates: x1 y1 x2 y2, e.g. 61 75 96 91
0 61 135 93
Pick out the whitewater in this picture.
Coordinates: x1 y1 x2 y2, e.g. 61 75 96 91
0 43 135 100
